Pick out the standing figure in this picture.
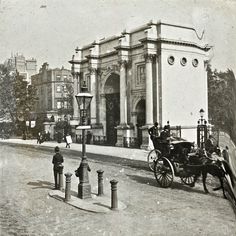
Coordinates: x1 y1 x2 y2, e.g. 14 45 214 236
205 135 216 154
148 122 159 149
37 132 41 144
52 146 64 189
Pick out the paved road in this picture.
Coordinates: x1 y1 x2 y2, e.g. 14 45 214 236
0 144 236 236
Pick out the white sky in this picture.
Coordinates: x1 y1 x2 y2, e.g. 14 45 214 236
0 0 235 73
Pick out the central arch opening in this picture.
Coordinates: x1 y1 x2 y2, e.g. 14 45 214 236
104 73 120 145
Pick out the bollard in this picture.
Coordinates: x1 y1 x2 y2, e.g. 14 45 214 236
110 179 118 210
58 164 64 190
97 170 104 196
64 172 73 202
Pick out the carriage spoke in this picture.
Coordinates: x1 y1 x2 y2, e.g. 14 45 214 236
154 157 174 188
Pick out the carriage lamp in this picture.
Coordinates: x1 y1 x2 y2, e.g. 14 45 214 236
197 108 207 149
199 108 204 120
75 83 93 199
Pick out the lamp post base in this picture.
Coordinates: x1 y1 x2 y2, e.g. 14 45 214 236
78 183 91 199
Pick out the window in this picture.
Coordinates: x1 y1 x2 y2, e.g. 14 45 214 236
57 101 61 109
168 56 175 65
56 85 61 92
136 65 145 85
81 74 90 91
192 59 199 67
63 75 67 79
64 101 68 108
180 57 187 66
56 75 61 81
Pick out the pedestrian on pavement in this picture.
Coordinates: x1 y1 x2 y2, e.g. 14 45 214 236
52 146 64 189
65 134 72 148
37 132 41 144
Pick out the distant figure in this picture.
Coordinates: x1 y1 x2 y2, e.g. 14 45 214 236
205 135 216 154
222 146 229 163
52 146 64 189
65 134 72 148
37 132 41 144
160 125 170 143
46 131 50 141
148 122 159 149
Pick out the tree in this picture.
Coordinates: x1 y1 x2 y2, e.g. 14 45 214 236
0 64 16 123
0 64 38 134
208 64 236 142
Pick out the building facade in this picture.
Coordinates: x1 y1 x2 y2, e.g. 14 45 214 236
5 53 37 84
31 63 74 122
69 21 211 149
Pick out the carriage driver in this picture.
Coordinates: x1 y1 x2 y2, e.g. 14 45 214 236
148 122 159 149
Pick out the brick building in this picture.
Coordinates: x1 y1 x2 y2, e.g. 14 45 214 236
31 63 74 122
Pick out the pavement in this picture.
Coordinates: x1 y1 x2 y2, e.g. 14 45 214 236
0 138 148 213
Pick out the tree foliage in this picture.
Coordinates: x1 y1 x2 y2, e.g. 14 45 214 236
0 64 38 130
208 64 236 142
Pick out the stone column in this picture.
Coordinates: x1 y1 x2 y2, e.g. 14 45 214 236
119 60 127 125
90 68 97 124
155 55 160 124
141 54 155 150
100 94 106 134
145 54 154 125
116 60 130 147
73 72 80 120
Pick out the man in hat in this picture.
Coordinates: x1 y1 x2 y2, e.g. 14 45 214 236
148 122 159 149
52 146 64 189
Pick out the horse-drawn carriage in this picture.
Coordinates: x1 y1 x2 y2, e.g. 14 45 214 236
147 136 235 199
148 137 199 187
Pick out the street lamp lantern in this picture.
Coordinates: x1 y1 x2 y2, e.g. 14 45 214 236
75 85 93 127
75 83 93 199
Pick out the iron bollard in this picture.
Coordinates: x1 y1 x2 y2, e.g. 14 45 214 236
110 179 118 210
58 164 64 190
64 172 73 202
97 170 104 196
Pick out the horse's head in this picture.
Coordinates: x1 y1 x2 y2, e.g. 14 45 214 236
215 146 221 156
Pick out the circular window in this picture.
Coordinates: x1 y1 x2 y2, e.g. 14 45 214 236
180 57 187 66
192 59 199 67
168 56 175 65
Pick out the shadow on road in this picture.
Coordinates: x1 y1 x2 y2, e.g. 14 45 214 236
27 180 54 189
126 174 216 195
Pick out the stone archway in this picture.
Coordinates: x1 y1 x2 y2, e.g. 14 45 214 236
104 73 120 145
135 99 146 147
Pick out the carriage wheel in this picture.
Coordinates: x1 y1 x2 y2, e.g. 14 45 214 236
154 157 174 188
181 176 195 186
147 149 161 171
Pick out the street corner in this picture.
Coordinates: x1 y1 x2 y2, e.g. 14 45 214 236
48 189 127 214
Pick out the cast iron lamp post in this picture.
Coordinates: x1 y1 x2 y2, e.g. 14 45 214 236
75 84 93 199
197 108 207 149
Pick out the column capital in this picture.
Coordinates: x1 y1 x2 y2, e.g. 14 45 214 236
88 67 97 75
144 53 156 63
71 71 81 79
118 59 132 69
118 59 128 69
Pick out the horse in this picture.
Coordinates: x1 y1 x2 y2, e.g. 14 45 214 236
189 156 235 198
